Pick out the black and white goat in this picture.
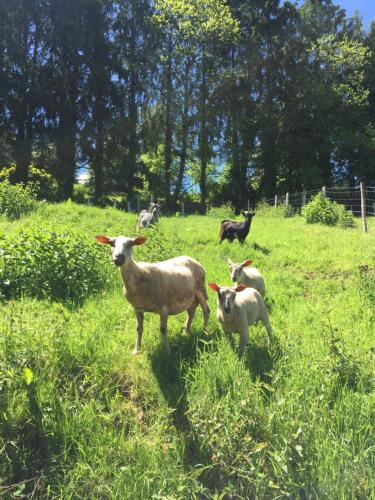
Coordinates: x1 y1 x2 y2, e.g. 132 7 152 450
218 211 255 244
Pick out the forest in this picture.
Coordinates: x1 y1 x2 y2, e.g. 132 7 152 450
1 0 375 212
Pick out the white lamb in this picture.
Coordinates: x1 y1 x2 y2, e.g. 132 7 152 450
227 258 265 296
96 234 210 354
208 283 272 356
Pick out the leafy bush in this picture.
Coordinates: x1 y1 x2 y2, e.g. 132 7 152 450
0 228 112 304
0 181 37 220
207 203 235 219
303 193 355 228
0 164 59 201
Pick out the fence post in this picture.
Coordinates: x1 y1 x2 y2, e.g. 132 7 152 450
302 190 307 208
274 195 278 207
137 195 140 213
127 201 131 213
285 192 289 207
151 194 154 205
360 182 368 233
322 186 326 198
113 200 117 209
181 201 185 217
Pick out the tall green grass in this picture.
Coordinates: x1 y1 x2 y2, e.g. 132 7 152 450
0 202 374 498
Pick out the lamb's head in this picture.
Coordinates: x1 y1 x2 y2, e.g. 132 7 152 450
208 282 247 314
227 258 253 283
242 211 255 221
96 235 146 267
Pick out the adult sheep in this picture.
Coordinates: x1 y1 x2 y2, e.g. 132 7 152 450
96 234 210 354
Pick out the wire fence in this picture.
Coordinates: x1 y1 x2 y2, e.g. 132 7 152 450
263 186 375 217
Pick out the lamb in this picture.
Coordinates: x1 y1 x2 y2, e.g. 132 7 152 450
208 283 272 356
96 234 210 354
227 258 265 296
136 203 160 229
218 211 255 244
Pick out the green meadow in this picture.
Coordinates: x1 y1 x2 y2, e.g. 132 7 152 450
1 202 374 498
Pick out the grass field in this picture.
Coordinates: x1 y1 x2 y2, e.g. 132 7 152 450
0 202 374 498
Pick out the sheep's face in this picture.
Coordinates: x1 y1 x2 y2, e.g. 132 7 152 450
208 283 248 314
227 259 253 283
229 263 243 283
95 235 146 267
217 287 237 314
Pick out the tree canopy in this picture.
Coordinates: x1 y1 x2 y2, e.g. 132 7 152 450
1 0 374 211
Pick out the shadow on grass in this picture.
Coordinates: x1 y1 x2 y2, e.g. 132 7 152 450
150 327 220 471
243 334 282 393
252 242 271 255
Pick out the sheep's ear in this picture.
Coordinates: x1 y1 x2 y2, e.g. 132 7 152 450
96 235 112 245
240 259 253 268
208 282 220 292
132 236 147 246
234 284 247 293
227 258 234 266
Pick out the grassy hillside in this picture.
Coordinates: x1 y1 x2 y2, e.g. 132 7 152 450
0 202 374 498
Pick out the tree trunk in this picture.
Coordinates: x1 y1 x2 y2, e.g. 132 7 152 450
128 2 137 197
164 37 173 210
199 50 208 215
56 108 76 200
93 105 104 204
172 60 190 209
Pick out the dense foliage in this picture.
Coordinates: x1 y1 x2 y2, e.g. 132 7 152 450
0 181 36 220
303 192 355 228
1 1 375 212
0 228 111 304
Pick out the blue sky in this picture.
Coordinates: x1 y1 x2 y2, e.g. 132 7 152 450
336 0 375 29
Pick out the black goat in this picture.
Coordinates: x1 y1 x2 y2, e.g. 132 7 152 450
218 211 255 244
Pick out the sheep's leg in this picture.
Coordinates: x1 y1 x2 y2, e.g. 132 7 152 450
132 311 144 355
184 304 197 334
196 290 210 329
259 302 273 344
160 309 171 354
238 326 249 357
227 333 235 350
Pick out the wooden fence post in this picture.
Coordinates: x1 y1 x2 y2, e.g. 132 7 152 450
137 195 140 213
181 201 185 217
302 190 307 208
151 194 154 204
274 195 278 207
285 192 289 207
127 201 131 213
360 182 368 233
322 186 326 198
113 200 117 209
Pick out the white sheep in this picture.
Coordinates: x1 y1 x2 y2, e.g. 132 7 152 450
208 283 272 356
96 234 210 354
136 203 160 229
227 258 265 296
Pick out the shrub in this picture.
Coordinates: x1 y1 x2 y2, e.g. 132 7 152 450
0 181 37 220
0 228 112 304
0 164 59 201
208 203 235 219
303 193 354 228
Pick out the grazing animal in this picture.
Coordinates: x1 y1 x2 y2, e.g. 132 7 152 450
218 211 255 244
227 258 265 296
137 203 160 229
96 234 210 354
208 283 272 356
